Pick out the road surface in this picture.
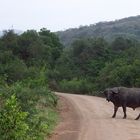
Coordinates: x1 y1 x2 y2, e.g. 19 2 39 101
50 92 140 140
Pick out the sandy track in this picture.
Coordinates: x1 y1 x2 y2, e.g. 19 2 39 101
50 92 140 140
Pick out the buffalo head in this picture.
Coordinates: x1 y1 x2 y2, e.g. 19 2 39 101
103 87 120 102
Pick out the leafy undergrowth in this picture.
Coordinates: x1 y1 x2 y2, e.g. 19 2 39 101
36 96 59 138
0 69 59 140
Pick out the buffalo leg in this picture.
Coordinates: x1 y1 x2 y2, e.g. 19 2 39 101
122 106 127 119
135 114 140 120
112 106 118 118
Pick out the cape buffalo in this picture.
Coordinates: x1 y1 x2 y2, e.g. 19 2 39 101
103 87 140 120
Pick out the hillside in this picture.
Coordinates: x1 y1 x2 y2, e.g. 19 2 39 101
57 15 140 46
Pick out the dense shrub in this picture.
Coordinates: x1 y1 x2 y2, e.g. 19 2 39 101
0 70 58 140
0 95 29 140
53 37 140 96
95 58 140 91
59 79 94 94
0 29 60 140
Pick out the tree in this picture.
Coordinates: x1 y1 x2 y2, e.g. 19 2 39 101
0 30 19 53
111 37 134 52
39 28 63 68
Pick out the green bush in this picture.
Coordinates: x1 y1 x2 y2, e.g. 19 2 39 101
0 29 61 140
59 78 94 94
0 95 29 140
95 58 140 91
0 68 58 140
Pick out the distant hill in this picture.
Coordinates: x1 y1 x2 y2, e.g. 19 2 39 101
57 15 140 46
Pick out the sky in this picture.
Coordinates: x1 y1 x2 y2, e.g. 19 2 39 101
0 0 140 32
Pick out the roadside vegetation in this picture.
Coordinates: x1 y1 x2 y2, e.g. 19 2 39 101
0 29 61 140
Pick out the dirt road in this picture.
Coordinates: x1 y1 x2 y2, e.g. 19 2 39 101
50 92 140 140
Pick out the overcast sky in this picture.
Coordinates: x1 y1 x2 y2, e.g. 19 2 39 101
0 0 140 32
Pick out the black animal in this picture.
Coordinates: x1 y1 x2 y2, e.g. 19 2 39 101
103 87 140 120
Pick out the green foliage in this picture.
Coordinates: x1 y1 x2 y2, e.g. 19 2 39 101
95 58 140 90
0 29 60 139
39 28 63 68
45 109 58 136
1 30 18 52
0 70 58 140
111 37 134 52
55 38 108 81
53 36 140 95
59 79 94 94
0 95 29 140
